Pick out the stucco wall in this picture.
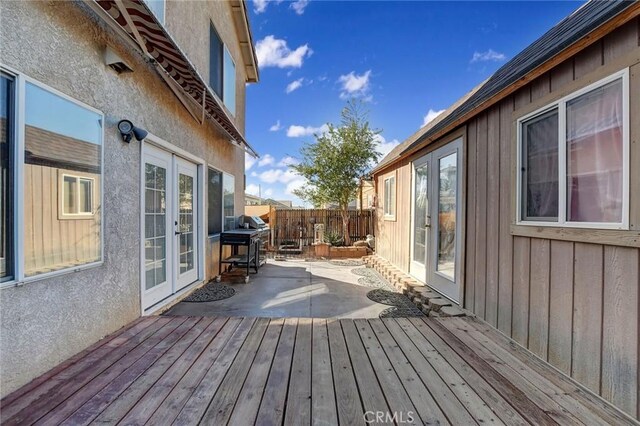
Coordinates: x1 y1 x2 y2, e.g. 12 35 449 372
0 0 247 395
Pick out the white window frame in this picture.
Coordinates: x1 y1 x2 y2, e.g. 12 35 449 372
516 69 630 230
0 64 105 288
59 173 95 219
383 174 396 221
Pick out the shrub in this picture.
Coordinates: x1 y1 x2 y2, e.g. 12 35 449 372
324 231 344 247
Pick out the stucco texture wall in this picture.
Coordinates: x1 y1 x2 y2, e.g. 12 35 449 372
0 0 247 395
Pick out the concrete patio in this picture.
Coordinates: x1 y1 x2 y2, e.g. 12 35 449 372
165 260 389 318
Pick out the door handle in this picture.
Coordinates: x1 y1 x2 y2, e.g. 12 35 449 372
425 216 431 228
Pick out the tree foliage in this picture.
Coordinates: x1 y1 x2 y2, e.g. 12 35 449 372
291 100 382 245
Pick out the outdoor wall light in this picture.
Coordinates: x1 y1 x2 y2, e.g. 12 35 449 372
117 119 148 143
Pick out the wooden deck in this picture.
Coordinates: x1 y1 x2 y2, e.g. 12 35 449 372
1 315 635 425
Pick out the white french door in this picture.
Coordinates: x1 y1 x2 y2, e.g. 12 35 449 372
142 145 199 310
410 157 430 281
175 158 198 290
409 137 463 302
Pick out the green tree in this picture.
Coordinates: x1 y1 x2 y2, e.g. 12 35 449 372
292 100 381 245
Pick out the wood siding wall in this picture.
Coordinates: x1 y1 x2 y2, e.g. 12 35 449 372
466 19 640 419
376 18 640 419
24 165 101 276
376 165 412 270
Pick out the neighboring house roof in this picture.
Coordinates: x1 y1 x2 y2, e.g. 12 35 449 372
245 193 291 209
91 0 259 157
24 125 101 174
374 0 637 174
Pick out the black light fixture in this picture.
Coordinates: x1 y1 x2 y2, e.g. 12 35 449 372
117 119 148 143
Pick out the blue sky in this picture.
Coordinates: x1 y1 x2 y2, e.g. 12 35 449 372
244 0 582 206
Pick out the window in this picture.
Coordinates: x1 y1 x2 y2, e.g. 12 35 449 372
0 72 14 282
223 46 236 115
207 167 222 235
60 174 94 217
209 23 236 116
383 175 396 219
223 173 235 231
517 71 628 229
521 108 559 221
207 169 235 234
209 24 223 99
23 80 103 277
144 0 165 24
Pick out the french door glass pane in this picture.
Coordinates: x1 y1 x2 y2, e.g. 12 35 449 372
567 78 623 223
0 73 14 281
522 109 559 220
413 164 428 264
145 163 167 290
179 173 194 274
437 153 456 280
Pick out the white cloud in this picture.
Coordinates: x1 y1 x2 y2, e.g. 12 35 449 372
269 120 282 132
338 70 372 100
253 0 283 14
258 168 301 184
286 124 328 138
278 156 299 167
470 49 506 63
422 108 445 127
286 78 304 94
245 153 257 170
290 0 309 15
258 154 275 167
251 171 258 177
286 178 306 195
246 183 261 196
264 188 274 197
374 134 401 159
255 35 312 69
253 0 268 13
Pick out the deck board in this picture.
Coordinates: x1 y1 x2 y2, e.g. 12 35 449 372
283 317 312 426
93 316 228 424
1 315 635 426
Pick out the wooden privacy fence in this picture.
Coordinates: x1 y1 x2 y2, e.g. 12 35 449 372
272 209 375 247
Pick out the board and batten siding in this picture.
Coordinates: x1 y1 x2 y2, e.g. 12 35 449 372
376 165 412 270
463 18 640 419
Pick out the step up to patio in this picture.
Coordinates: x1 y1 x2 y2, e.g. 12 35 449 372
440 306 465 317
366 254 466 318
429 298 452 312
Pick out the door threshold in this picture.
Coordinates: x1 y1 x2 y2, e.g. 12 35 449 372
143 279 204 316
